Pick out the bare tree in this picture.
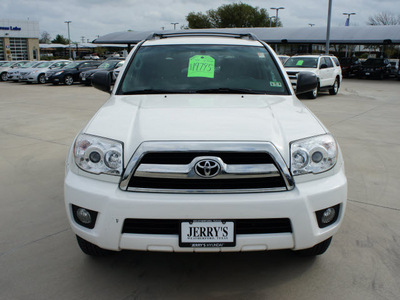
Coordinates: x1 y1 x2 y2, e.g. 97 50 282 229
367 12 400 25
39 31 52 44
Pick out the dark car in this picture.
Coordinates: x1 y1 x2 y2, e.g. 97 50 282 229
80 60 124 86
339 57 362 78
46 60 102 85
360 58 391 79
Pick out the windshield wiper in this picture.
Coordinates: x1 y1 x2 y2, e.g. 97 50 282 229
195 88 265 94
122 89 189 95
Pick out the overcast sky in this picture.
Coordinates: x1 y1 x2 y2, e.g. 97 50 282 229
1 0 399 42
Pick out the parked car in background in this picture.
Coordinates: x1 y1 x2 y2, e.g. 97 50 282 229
0 61 8 67
112 66 122 82
360 58 391 79
23 60 71 84
0 61 30 81
83 54 100 60
80 60 124 86
284 54 342 99
7 61 43 82
389 59 399 77
339 57 362 78
46 60 102 85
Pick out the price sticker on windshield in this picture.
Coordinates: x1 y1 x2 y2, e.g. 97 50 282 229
187 55 215 78
296 60 304 66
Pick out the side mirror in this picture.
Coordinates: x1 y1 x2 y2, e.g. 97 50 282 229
92 71 112 93
296 71 318 95
320 64 328 69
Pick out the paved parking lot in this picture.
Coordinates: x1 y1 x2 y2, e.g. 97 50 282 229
1 79 400 300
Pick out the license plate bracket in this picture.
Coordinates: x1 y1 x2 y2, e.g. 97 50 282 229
180 220 236 247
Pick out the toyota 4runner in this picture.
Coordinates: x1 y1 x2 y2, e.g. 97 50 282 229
64 32 347 257
284 55 342 99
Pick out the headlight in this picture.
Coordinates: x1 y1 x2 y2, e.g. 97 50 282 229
290 134 337 175
74 134 123 176
55 71 64 75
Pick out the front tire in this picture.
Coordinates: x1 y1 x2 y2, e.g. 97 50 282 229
64 75 74 85
307 85 318 99
329 78 339 95
295 237 332 256
76 235 114 256
38 74 46 84
1 72 8 81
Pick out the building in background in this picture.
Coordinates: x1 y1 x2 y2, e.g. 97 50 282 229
0 19 40 61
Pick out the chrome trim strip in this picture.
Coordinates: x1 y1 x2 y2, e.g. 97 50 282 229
126 186 288 194
135 160 280 180
119 141 295 193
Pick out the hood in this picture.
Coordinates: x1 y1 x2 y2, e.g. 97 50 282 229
82 68 103 76
46 68 63 74
84 94 326 165
284 67 317 73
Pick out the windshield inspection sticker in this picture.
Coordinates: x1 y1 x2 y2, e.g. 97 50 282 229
187 55 215 78
296 60 304 66
270 81 282 87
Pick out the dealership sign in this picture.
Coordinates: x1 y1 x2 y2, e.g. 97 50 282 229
0 26 22 31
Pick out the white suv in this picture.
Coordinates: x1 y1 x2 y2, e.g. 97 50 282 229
284 55 342 99
64 32 347 257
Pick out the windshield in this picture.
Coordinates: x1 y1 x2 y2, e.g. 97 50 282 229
21 62 41 68
118 45 288 95
63 62 80 69
35 62 53 68
98 61 119 69
284 57 318 68
339 58 352 66
1 62 14 67
363 59 384 66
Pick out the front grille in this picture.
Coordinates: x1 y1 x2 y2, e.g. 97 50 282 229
129 176 285 190
286 71 298 87
122 218 292 234
120 142 294 193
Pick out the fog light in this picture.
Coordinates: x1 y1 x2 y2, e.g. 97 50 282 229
321 208 336 224
72 205 98 229
77 208 92 224
315 204 340 228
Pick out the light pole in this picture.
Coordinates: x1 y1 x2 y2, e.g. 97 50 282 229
171 22 179 30
64 21 72 60
270 7 284 27
268 16 276 27
325 0 332 54
343 12 356 26
343 13 356 57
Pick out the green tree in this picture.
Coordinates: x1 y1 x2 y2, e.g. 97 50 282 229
186 2 275 29
51 34 70 45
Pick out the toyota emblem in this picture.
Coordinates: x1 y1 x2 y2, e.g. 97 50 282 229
194 159 221 178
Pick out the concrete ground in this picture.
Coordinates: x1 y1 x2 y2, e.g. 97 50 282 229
0 79 399 300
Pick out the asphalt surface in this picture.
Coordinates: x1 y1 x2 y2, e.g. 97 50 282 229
0 79 399 300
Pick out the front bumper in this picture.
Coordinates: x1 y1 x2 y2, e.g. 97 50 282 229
64 165 347 252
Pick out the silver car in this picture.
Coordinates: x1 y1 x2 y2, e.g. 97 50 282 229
24 60 71 84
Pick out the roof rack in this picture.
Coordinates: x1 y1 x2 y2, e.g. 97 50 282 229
146 31 259 41
293 53 335 56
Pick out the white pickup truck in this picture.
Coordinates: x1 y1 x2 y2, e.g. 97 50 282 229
64 32 347 257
